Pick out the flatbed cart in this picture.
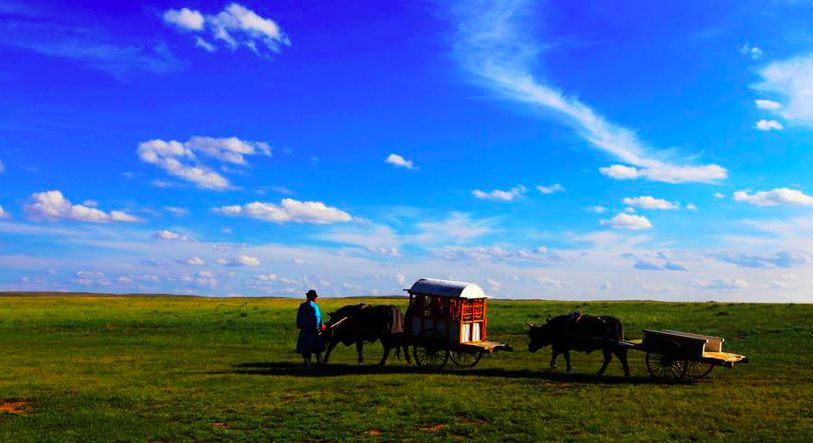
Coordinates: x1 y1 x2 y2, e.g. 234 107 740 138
405 278 513 370
618 329 749 380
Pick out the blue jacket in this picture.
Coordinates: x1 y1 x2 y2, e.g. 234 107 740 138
297 301 322 331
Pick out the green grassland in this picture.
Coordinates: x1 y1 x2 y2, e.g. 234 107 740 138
0 294 811 442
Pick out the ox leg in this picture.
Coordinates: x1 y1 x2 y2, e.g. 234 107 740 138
379 343 392 366
597 347 612 375
403 340 412 364
323 339 338 364
356 341 364 364
550 351 559 369
563 351 572 372
615 347 630 376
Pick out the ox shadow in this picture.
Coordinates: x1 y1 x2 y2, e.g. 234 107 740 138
224 362 682 385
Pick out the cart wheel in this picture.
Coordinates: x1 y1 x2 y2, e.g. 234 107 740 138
449 350 483 368
646 352 688 380
413 329 449 370
685 361 715 379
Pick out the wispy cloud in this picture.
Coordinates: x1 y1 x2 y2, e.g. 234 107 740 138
755 53 813 127
153 230 192 241
622 196 679 210
472 185 526 201
0 17 183 79
536 183 565 194
452 0 726 184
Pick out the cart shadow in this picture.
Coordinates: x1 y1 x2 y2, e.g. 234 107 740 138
222 361 687 385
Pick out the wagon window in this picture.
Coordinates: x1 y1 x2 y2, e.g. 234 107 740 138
462 299 473 321
421 295 433 317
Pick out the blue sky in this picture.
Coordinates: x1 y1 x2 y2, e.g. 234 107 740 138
2 0 813 301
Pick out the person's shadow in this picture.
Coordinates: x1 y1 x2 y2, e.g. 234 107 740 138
221 361 683 385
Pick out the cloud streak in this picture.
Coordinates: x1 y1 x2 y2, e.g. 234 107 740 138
452 0 726 184
214 199 353 224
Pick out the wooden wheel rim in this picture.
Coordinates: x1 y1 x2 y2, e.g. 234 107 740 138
449 350 483 368
646 352 688 380
413 329 449 370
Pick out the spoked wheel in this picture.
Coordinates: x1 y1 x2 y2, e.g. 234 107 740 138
685 361 715 379
449 350 483 368
646 352 688 380
413 329 449 370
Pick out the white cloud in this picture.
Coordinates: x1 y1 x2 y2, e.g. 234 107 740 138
433 245 562 264
234 255 261 267
0 205 7 218
453 0 727 184
414 213 493 244
164 206 189 216
686 203 698 211
385 153 416 169
586 205 607 214
600 163 727 183
214 198 352 224
740 44 763 60
601 213 653 230
718 251 806 269
714 192 725 199
472 185 526 201
163 8 205 31
536 277 564 289
734 188 813 206
536 183 565 194
186 257 206 265
194 36 217 52
136 136 271 190
755 119 784 131
622 196 679 210
696 278 749 291
25 190 141 223
185 136 271 164
110 211 141 222
599 164 639 180
254 273 278 282
755 99 781 111
162 3 290 57
755 54 813 127
486 278 501 293
153 230 192 241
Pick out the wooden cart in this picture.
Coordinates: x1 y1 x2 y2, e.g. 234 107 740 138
405 278 512 370
620 329 748 380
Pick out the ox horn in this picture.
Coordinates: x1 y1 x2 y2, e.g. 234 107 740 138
526 321 535 328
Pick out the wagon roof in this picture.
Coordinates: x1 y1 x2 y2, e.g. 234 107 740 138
407 278 488 299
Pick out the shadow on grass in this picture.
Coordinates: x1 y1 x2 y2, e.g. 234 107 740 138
217 361 687 385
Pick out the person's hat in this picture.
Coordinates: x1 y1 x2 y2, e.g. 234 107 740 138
306 289 319 300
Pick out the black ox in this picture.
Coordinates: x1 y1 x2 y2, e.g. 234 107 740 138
322 304 411 366
527 313 630 376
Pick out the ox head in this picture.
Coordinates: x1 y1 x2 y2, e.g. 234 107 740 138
526 319 552 352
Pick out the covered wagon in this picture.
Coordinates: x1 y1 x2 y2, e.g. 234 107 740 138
405 278 512 369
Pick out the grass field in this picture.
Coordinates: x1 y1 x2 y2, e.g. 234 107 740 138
0 294 811 442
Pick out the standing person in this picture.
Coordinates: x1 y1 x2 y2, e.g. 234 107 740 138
296 289 325 368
